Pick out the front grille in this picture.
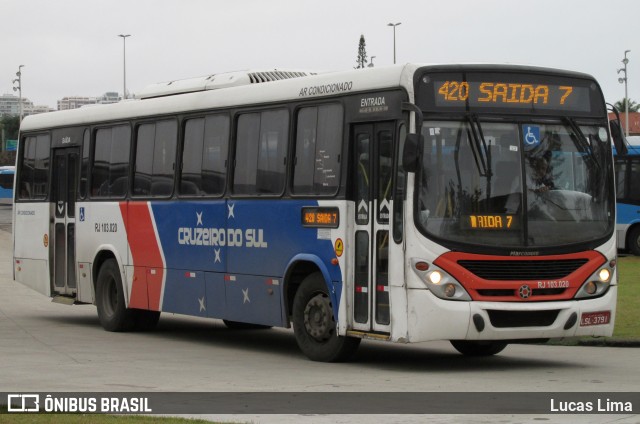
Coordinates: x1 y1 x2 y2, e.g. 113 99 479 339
487 310 560 328
458 259 588 280
477 288 566 297
477 289 514 297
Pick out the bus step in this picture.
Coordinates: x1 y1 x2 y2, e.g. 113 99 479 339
346 330 391 341
51 295 76 306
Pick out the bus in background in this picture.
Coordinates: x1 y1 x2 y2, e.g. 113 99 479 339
0 166 15 204
614 144 640 255
13 64 625 361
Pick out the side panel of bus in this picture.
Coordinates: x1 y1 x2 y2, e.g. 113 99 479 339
14 202 50 295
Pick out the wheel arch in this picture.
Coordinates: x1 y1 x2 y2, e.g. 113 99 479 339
283 254 337 324
92 246 128 305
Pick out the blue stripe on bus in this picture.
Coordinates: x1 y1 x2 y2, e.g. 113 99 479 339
149 200 341 323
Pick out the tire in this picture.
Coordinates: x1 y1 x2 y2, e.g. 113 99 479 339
628 226 640 256
95 259 135 332
223 320 272 330
292 273 360 362
134 309 161 331
450 340 508 356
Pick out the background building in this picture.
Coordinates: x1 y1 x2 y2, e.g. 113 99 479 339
0 94 52 117
608 112 640 137
57 92 122 110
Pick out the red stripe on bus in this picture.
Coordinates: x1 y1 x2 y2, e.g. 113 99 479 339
120 202 164 311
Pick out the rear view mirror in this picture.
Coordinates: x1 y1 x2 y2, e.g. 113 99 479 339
402 134 423 173
610 119 628 156
607 104 628 156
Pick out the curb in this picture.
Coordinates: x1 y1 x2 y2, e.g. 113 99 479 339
577 339 640 347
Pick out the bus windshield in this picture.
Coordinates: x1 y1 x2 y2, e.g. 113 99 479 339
416 119 614 250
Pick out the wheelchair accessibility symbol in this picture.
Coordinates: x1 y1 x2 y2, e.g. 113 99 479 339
523 125 541 149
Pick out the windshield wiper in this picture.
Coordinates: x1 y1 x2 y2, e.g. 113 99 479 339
466 115 491 177
563 117 602 173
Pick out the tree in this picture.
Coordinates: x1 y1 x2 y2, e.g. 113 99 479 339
0 115 20 141
614 98 640 113
356 34 368 69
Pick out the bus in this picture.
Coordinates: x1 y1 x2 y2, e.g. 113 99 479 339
0 166 15 204
614 145 640 255
13 64 625 362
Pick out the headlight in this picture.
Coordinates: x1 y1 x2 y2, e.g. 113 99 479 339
598 268 611 283
411 258 471 301
429 271 442 285
575 265 614 299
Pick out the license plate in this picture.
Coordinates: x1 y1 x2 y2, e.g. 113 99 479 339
580 311 611 326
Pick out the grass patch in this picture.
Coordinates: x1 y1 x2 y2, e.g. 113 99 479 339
613 255 640 339
548 255 640 346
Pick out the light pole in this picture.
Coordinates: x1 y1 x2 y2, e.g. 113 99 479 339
368 56 376 68
618 50 631 137
118 34 131 100
387 22 401 64
12 65 24 121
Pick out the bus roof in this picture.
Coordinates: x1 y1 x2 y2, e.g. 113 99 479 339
19 63 598 132
20 65 416 132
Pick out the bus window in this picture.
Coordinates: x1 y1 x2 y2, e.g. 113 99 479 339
234 109 289 195
181 115 229 196
134 120 177 197
630 162 640 203
79 129 90 199
615 159 627 199
18 134 50 200
293 104 343 195
91 125 131 198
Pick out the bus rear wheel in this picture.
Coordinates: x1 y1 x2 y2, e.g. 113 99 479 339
96 259 135 332
450 340 507 356
292 273 360 362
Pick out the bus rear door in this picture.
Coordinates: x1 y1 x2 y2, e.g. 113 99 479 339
51 147 80 297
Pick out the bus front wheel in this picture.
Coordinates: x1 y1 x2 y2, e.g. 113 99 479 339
292 273 360 362
450 340 507 356
96 259 135 332
629 226 640 256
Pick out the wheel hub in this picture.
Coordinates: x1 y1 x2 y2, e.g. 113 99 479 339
303 294 333 342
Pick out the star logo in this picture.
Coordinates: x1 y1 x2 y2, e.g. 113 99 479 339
242 288 250 304
214 248 221 263
198 296 206 312
196 211 203 226
228 203 235 219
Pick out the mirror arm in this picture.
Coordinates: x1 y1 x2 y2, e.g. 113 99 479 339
402 102 423 134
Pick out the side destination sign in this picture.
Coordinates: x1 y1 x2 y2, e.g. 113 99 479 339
302 207 339 228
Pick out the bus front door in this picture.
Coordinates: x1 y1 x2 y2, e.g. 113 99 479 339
352 123 394 334
51 147 79 297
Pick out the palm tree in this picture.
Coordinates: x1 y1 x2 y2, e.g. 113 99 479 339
614 98 640 112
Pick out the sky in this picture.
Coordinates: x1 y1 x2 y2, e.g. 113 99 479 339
2 0 639 109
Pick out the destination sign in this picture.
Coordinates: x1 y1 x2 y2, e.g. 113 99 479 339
437 81 576 107
302 207 339 228
462 214 519 230
416 71 604 116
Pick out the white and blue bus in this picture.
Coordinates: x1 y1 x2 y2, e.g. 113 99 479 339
13 64 624 361
0 165 15 204
614 144 640 255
